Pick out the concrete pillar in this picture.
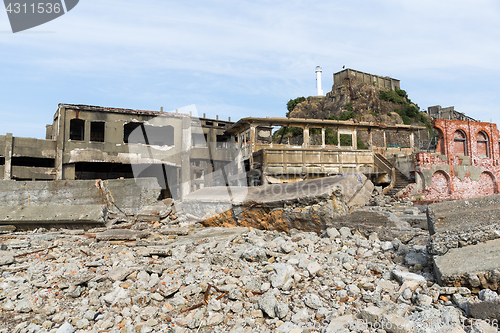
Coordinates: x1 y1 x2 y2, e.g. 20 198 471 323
352 128 357 149
337 128 341 148
410 132 415 150
180 116 192 200
321 128 326 148
3 133 13 180
368 129 373 147
63 164 76 180
250 125 256 167
383 131 387 148
303 126 310 148
55 106 66 180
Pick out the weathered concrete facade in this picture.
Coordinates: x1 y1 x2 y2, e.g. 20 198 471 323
0 104 239 200
333 68 400 91
225 117 423 188
411 119 500 200
428 105 476 122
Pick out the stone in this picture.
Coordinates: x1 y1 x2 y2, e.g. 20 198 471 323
270 263 295 289
361 306 386 323
382 314 414 333
339 227 351 237
291 308 310 323
96 229 149 241
326 227 340 238
0 251 14 265
303 293 323 310
241 246 267 262
306 262 321 276
14 298 31 313
470 320 498 333
258 292 278 318
325 315 354 332
392 270 427 286
56 322 75 333
434 239 500 286
107 267 135 282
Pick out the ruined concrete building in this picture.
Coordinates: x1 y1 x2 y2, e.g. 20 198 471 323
410 118 500 200
427 105 476 122
225 117 424 193
1 104 238 200
333 68 400 91
0 103 426 200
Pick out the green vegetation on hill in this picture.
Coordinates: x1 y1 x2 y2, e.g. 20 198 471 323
379 89 431 129
286 97 306 117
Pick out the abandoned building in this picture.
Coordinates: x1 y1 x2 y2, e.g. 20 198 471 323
224 117 425 195
0 102 428 200
427 105 477 122
0 104 238 200
333 68 400 91
410 118 500 200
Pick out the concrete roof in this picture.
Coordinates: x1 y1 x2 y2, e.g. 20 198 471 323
225 117 426 133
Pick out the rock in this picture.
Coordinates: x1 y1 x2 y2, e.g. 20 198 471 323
56 322 75 333
306 262 321 276
258 292 279 318
326 227 340 238
241 247 267 262
325 315 354 332
339 227 352 238
270 263 295 289
96 229 149 241
361 306 386 323
303 293 323 310
392 270 427 286
14 298 31 313
0 251 14 265
107 267 135 282
470 320 498 333
382 314 414 333
291 308 310 323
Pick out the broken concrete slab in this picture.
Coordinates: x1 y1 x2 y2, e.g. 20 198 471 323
434 239 500 288
107 267 135 282
427 194 500 255
159 227 189 236
0 178 161 213
0 205 106 230
0 251 14 265
169 227 250 246
0 225 15 234
325 209 426 242
95 229 149 241
182 174 373 234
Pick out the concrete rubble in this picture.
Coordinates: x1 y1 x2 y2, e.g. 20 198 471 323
181 174 374 234
0 178 162 230
0 193 497 333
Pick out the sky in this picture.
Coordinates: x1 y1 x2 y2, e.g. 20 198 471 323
1 0 500 139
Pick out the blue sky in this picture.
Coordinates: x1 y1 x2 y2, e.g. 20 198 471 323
1 0 500 138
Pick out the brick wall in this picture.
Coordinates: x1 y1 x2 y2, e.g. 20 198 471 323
413 119 500 200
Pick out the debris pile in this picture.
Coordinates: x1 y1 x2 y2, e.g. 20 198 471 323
0 218 497 333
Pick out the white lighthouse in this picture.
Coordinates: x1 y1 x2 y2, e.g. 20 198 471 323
315 66 324 96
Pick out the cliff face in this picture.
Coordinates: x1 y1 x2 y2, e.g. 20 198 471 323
288 81 428 127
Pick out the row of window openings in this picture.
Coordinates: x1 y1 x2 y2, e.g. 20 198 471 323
453 130 492 157
69 119 175 146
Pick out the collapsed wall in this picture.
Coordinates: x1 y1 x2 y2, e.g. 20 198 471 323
427 194 500 290
181 173 374 234
0 178 161 230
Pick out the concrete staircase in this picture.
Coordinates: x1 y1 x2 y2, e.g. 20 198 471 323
374 153 413 196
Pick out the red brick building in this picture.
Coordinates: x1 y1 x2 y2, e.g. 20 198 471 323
412 119 499 201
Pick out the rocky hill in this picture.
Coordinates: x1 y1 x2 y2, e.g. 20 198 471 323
287 81 431 129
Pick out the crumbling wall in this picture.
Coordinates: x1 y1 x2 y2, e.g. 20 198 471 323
412 119 500 201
